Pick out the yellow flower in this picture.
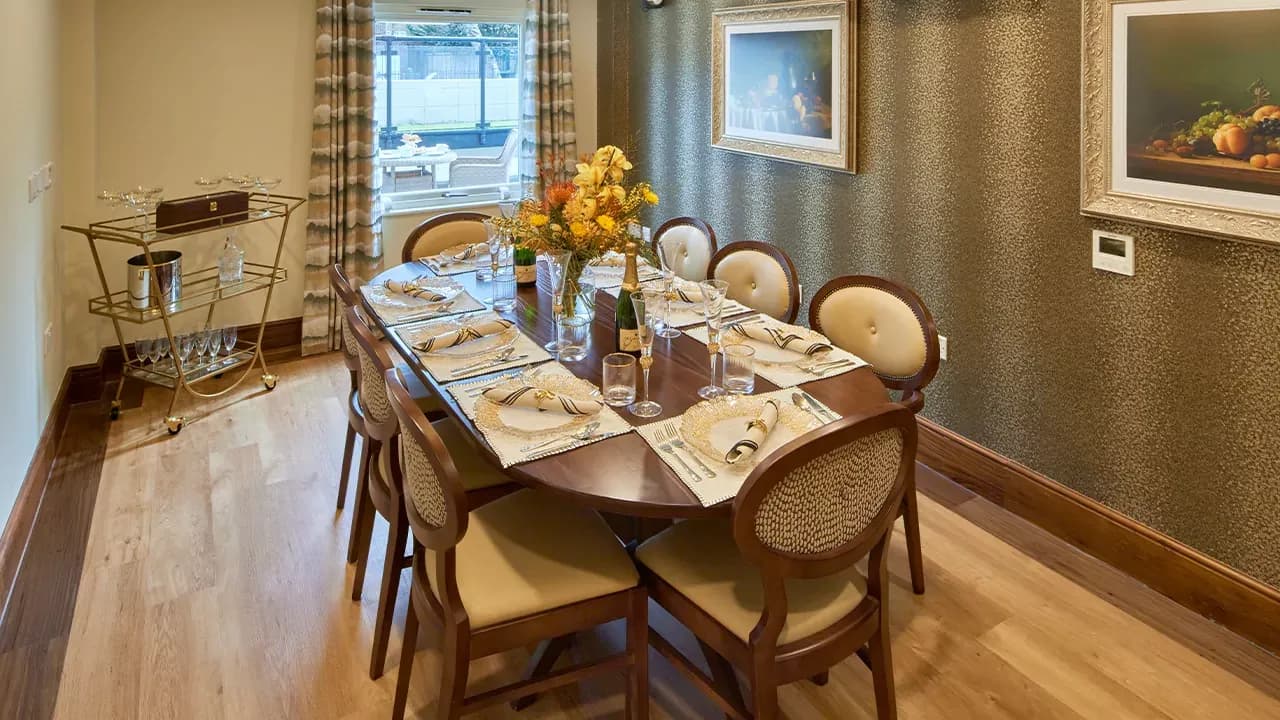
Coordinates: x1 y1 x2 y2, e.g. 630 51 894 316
574 163 606 190
596 215 617 232
529 213 550 227
570 221 590 238
643 189 659 205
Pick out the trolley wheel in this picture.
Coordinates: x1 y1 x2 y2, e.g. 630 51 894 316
165 416 185 435
109 401 121 421
262 373 278 391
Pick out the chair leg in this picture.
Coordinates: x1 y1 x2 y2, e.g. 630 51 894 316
868 618 897 720
809 671 830 686
437 622 471 720
391 599 420 720
699 640 743 720
751 681 779 720
337 423 356 510
510 634 574 711
625 589 649 720
346 440 372 564
349 448 377 602
370 510 409 679
903 488 925 595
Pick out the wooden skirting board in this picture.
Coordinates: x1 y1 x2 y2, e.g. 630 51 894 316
917 417 1280 655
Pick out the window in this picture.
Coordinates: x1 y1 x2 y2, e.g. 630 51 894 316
374 13 523 212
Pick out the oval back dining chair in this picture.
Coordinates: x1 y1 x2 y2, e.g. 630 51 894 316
329 264 364 512
637 404 917 720
384 369 650 720
707 241 801 323
401 211 491 264
654 217 718 282
809 275 940 595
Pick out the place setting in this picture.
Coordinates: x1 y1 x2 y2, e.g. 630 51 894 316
604 275 753 331
417 241 491 276
360 274 483 325
394 310 552 381
446 363 633 468
586 250 662 289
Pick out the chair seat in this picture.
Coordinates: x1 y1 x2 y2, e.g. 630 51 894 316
378 417 511 494
636 517 867 645
426 489 639 629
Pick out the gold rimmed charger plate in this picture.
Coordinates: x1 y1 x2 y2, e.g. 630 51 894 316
680 397 816 469
401 316 518 360
723 320 835 368
474 373 601 438
366 277 464 311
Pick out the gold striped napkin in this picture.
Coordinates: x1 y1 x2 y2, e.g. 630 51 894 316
727 323 834 357
385 278 449 301
726 399 779 464
413 319 513 353
480 385 602 416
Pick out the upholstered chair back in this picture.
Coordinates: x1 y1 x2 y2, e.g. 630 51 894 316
654 217 718 281
401 211 491 263
809 276 940 410
708 241 801 323
734 405 916 580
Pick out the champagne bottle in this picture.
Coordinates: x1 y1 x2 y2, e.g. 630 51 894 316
615 242 641 355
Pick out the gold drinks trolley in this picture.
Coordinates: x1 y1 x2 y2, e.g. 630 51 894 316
62 193 306 435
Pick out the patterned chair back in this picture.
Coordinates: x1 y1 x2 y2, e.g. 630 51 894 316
401 211 491 263
708 241 801 323
329 263 361 369
344 306 400 445
733 404 916 581
654 217 718 282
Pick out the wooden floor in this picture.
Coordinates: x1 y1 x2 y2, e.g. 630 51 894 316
44 354 1280 719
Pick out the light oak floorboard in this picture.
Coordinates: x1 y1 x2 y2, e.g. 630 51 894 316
51 354 1280 720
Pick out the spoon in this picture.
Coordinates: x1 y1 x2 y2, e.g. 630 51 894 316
792 392 829 424
521 422 602 452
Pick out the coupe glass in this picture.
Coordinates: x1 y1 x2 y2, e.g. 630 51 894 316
254 176 283 217
698 279 731 399
195 177 222 196
98 190 125 208
124 186 164 234
628 290 663 418
723 343 756 396
655 236 682 339
222 326 238 356
602 353 637 407
544 252 572 353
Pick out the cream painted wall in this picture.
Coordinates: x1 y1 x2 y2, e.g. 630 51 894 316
60 0 316 366
0 0 67 522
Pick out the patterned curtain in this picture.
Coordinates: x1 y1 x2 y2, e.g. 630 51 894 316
519 0 579 197
303 0 382 355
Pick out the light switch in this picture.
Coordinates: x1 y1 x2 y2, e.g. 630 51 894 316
28 173 40 203
1092 230 1134 276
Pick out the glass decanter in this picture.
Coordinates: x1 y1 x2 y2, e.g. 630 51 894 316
218 232 245 285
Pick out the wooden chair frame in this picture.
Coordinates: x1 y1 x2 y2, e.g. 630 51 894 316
400 211 491 264
809 275 940 595
707 241 802 323
654 216 719 280
384 370 650 720
328 264 364 513
643 405 917 720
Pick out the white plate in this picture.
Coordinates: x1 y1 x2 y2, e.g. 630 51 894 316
680 397 815 468
402 317 518 360
474 375 599 438
368 277 463 311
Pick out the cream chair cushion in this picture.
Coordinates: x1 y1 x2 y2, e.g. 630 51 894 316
408 219 488 260
637 517 867 645
713 250 793 321
815 286 927 380
379 416 509 493
657 225 714 281
426 490 639 629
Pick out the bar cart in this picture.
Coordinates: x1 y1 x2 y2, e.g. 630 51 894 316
62 193 306 435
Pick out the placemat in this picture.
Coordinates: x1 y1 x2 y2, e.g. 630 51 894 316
361 282 485 326
395 311 553 382
684 316 869 388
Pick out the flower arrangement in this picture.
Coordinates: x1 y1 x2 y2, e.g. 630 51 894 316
494 145 659 311
400 133 422 151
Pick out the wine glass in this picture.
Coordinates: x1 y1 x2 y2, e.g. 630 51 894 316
482 218 502 289
195 177 223 196
698 279 731 399
222 326 238 356
655 238 681 339
254 176 283 218
135 337 154 369
177 333 195 370
628 290 663 418
544 253 572 353
155 336 171 372
194 329 211 364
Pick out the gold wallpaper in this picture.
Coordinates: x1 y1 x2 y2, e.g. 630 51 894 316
601 0 1280 590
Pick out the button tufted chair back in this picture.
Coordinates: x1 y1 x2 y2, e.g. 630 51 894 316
707 241 801 323
809 275 940 413
401 211 491 263
654 217 718 281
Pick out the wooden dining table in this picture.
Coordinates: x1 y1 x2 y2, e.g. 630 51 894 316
369 260 893 520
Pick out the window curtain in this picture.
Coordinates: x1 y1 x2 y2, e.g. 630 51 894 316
303 0 382 355
519 0 579 197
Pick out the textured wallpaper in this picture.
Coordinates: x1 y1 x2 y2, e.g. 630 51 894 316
601 0 1280 590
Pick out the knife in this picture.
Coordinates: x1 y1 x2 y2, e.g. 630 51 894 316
801 391 839 422
451 354 529 376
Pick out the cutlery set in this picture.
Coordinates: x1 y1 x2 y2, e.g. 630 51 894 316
449 347 529 376
655 424 717 481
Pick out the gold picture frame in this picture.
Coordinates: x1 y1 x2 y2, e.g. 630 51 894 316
1081 0 1280 246
712 0 855 172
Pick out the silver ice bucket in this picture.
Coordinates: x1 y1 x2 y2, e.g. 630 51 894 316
127 251 183 311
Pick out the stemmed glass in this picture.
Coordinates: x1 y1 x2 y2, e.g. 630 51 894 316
482 219 502 291
254 176 283 218
628 290 664 418
222 326 238 357
698 279 731 399
155 336 171 372
544 252 572 354
655 237 681 339
195 177 223 196
194 329 211 366
124 186 164 234
177 333 195 372
135 337 154 371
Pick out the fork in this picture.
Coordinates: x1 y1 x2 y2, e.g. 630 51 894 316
801 359 856 376
657 425 717 480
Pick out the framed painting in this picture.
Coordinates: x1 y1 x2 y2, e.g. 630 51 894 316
1082 0 1280 246
712 0 855 172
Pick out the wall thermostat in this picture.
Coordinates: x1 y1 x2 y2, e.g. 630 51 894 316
1092 230 1135 276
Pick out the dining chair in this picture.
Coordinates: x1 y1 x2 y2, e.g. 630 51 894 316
637 404 917 720
809 275 940 595
654 217 719 282
401 211 491 264
384 368 650 720
344 307 514 680
707 241 801 323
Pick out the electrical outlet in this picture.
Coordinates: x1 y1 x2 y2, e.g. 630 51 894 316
40 162 54 190
938 335 948 362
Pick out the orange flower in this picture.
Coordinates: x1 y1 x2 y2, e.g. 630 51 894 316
545 181 575 209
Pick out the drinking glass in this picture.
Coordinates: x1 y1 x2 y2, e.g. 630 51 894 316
124 186 164 234
557 314 590 363
155 336 171 372
254 176 283 217
135 337 154 369
491 268 517 311
98 190 125 208
655 237 681 339
177 333 195 367
194 329 211 363
698 279 731 399
628 291 663 418
723 344 756 397
544 252 572 353
479 219 500 283
601 353 637 408
222 326 238 356
195 177 222 196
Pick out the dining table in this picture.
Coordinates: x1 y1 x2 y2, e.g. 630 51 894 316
368 259 893 520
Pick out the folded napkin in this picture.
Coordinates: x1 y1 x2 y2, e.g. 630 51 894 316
480 385 602 416
726 400 779 464
385 278 449 302
665 284 702 304
437 243 489 265
413 319 513 353
728 323 834 357
592 252 627 268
